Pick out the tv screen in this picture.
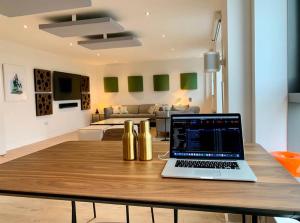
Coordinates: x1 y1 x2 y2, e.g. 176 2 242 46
53 71 81 101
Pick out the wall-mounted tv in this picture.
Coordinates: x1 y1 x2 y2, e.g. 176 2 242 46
53 71 81 101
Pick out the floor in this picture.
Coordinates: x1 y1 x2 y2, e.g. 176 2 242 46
0 130 228 223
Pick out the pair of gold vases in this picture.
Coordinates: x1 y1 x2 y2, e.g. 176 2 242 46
122 120 152 161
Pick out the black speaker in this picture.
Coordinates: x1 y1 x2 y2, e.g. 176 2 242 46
59 103 78 109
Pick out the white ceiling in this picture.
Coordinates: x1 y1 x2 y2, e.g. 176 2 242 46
0 0 222 65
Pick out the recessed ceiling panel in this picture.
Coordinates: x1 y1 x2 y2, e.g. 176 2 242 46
78 36 142 50
0 0 91 17
39 17 124 37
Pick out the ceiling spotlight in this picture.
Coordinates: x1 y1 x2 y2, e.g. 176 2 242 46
162 34 166 38
23 25 28 29
69 42 73 46
145 11 150 16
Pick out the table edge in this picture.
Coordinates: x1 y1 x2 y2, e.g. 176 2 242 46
0 189 298 218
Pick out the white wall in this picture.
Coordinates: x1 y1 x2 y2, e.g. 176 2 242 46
222 0 253 143
253 0 288 151
97 58 212 113
0 68 5 155
0 40 100 152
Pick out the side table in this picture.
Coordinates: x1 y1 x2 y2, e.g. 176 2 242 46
91 113 104 123
155 116 170 141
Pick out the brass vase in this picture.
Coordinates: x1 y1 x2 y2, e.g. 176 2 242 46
138 120 153 161
122 120 137 161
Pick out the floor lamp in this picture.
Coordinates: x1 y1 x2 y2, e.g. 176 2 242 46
204 51 224 113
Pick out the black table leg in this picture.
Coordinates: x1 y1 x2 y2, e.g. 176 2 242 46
164 118 167 141
242 214 246 223
161 118 169 141
252 215 258 223
126 205 130 223
71 201 77 223
93 202 96 218
151 207 155 223
174 209 178 223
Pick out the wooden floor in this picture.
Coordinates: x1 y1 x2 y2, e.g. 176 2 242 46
0 130 228 223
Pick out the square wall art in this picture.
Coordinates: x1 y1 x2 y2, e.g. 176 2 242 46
128 75 143 92
153 74 169 91
35 93 53 116
180 72 198 90
34 69 51 92
104 77 119 92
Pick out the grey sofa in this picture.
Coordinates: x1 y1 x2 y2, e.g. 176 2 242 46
104 104 156 121
155 106 200 135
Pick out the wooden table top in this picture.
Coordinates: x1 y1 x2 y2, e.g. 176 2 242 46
91 118 149 125
0 141 299 216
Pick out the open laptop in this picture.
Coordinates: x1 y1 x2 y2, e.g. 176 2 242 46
161 114 257 182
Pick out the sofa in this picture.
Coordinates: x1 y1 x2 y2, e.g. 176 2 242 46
104 104 157 121
104 104 200 132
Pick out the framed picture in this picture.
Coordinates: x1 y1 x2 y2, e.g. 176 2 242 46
2 64 27 101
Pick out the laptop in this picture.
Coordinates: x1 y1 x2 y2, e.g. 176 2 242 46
161 113 257 182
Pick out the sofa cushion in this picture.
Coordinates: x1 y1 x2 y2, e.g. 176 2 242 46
124 105 139 114
170 110 194 115
110 113 155 119
139 104 155 114
188 106 200 113
172 104 189 111
112 105 121 114
136 113 155 118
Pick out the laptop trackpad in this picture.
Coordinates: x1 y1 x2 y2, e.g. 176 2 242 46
192 169 221 177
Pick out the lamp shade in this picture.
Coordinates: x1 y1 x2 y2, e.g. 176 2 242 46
204 51 221 72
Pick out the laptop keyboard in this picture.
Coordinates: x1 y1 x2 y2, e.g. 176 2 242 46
175 160 240 169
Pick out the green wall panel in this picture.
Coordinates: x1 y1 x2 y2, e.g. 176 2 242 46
180 73 198 90
104 77 119 92
153 74 169 91
128 76 143 92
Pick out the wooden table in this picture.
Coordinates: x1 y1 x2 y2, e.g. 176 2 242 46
0 141 299 223
91 118 149 126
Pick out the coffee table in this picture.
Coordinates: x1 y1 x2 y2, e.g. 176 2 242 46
91 117 149 126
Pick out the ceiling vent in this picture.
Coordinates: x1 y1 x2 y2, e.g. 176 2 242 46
78 36 142 50
39 17 124 37
0 0 91 17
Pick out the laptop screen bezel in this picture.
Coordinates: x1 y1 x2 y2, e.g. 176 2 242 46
169 113 245 160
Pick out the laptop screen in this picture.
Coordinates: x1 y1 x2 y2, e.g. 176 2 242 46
170 114 244 160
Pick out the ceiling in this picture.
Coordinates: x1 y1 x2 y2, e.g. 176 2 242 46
0 0 222 66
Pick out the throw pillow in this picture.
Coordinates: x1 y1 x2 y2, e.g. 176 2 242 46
120 106 128 114
148 104 161 114
154 104 160 112
112 105 121 114
148 106 155 114
162 104 171 111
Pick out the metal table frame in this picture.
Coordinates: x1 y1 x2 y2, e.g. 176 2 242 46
156 116 170 141
0 190 296 223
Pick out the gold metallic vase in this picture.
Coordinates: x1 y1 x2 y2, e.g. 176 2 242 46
138 120 153 161
122 120 137 161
